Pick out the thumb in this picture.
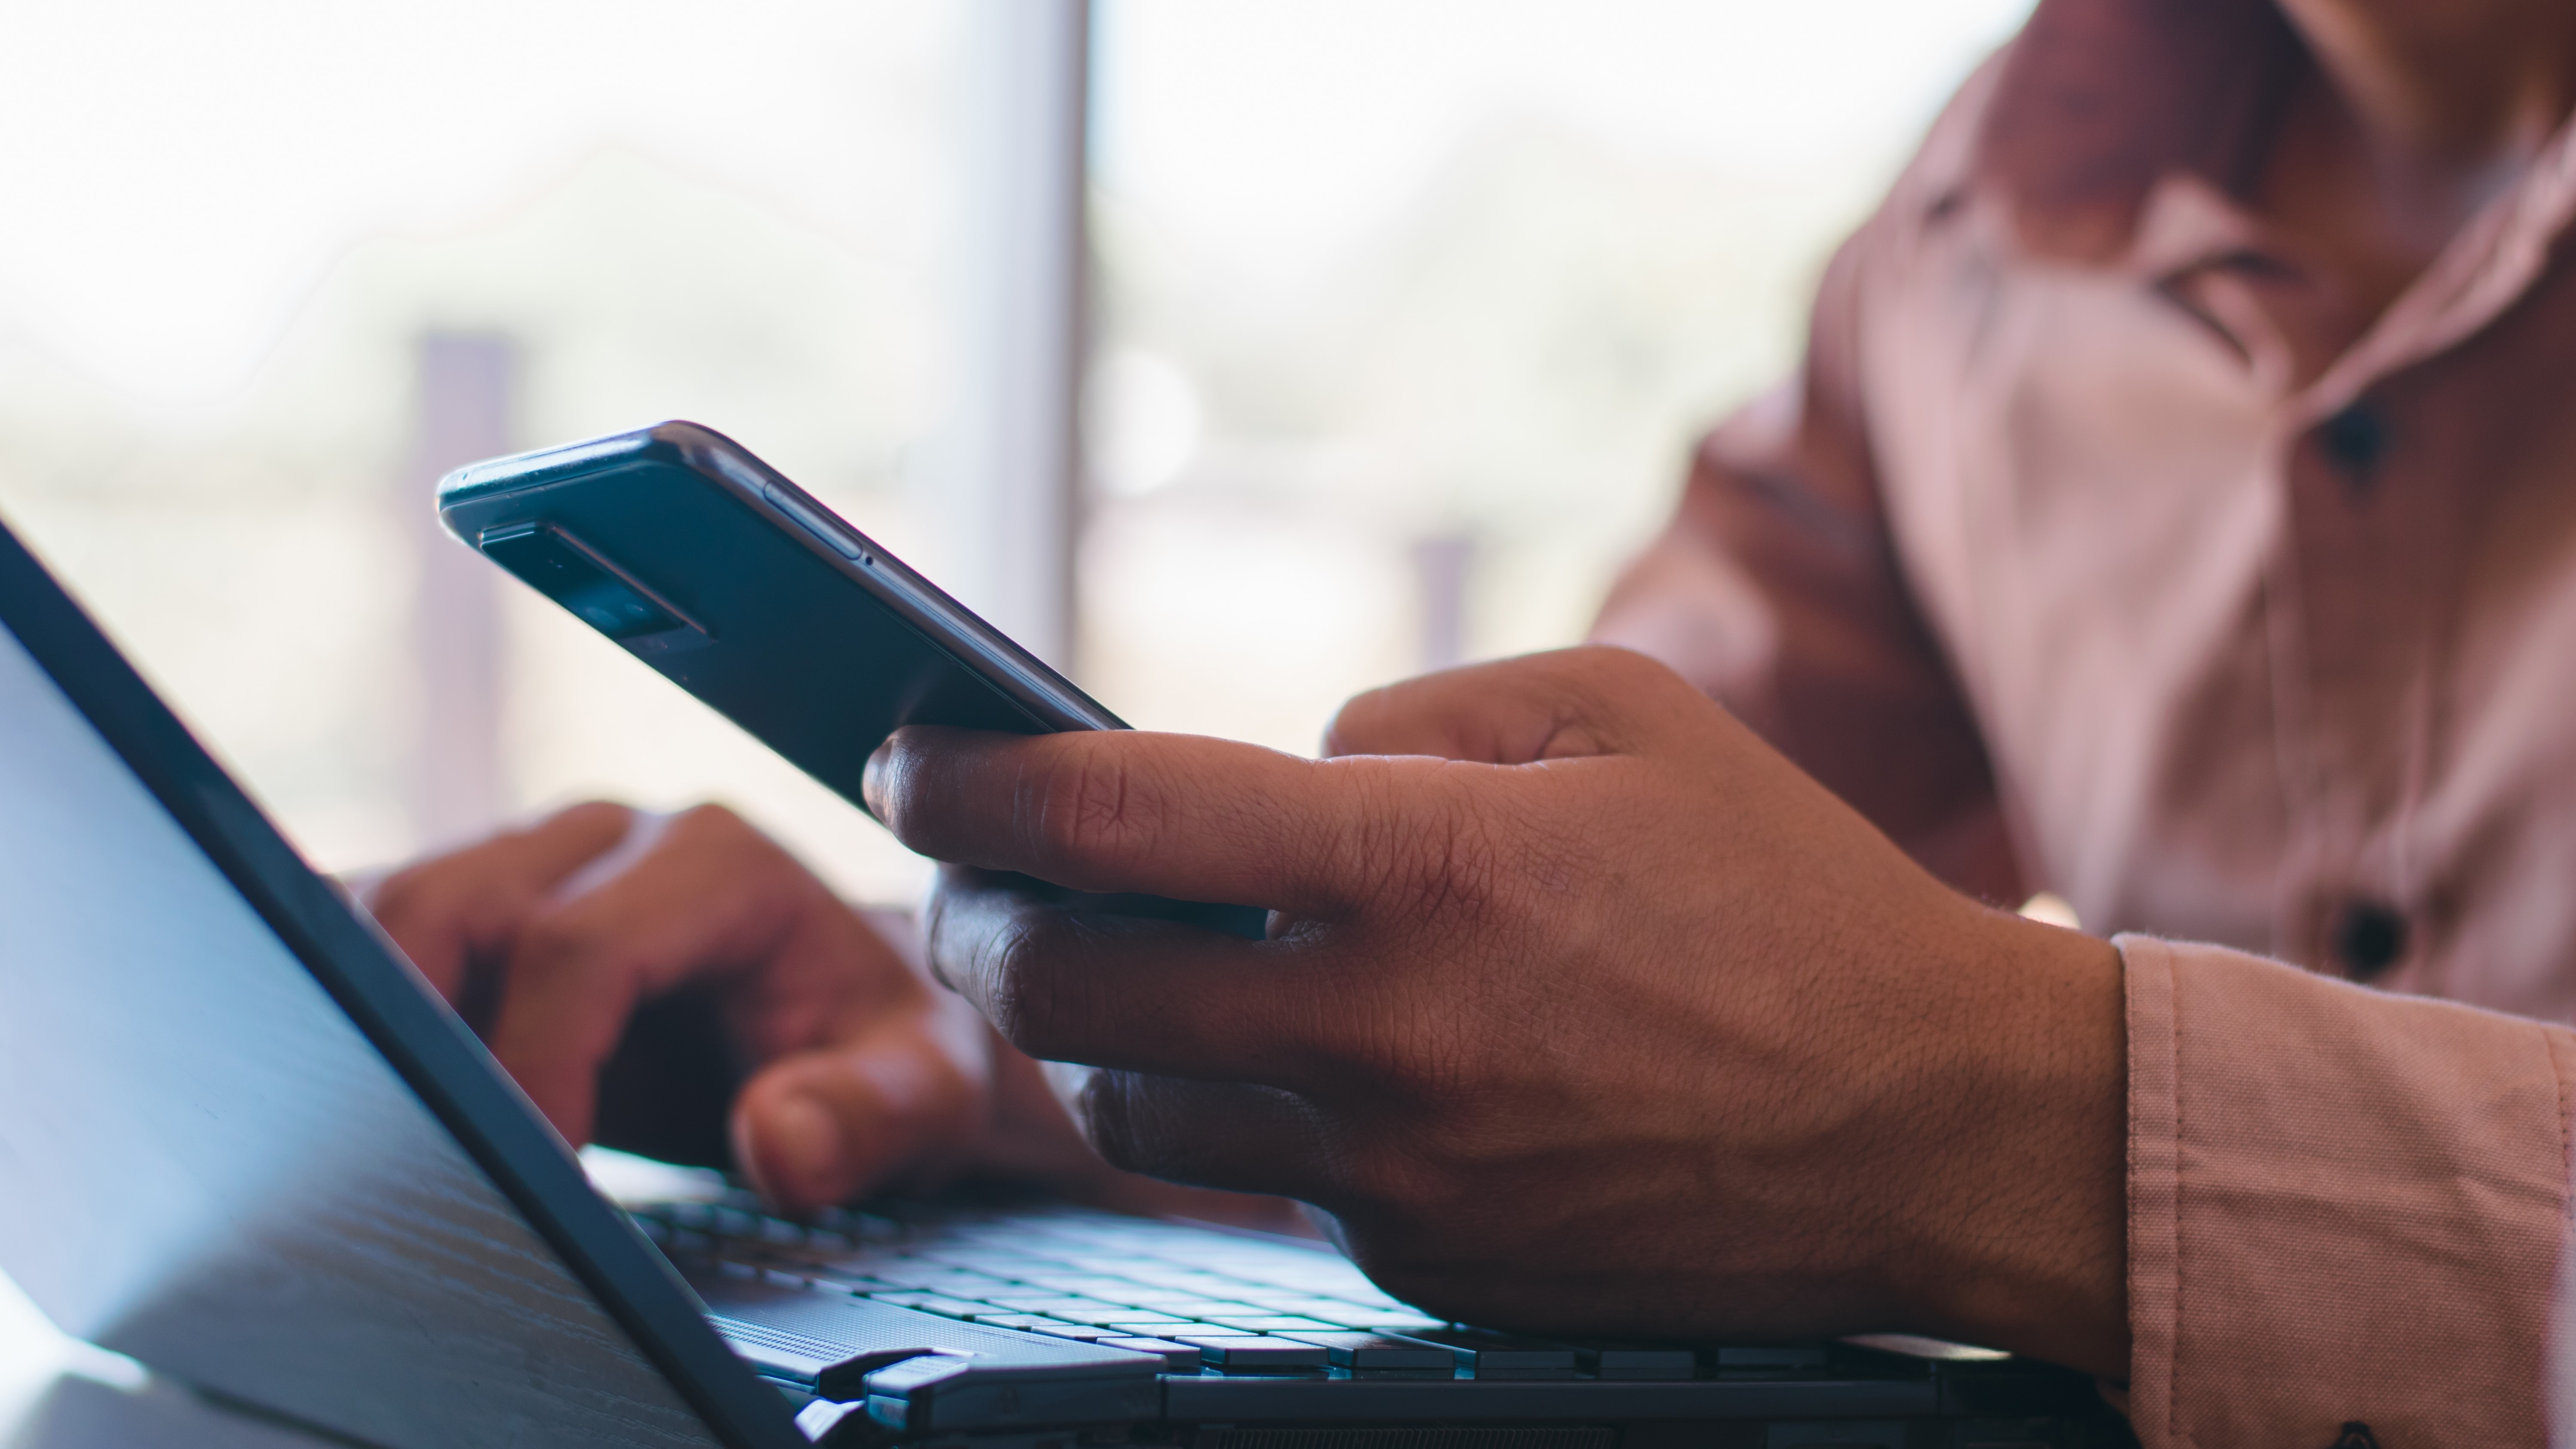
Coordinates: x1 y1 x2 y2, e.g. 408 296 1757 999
1323 645 1693 762
729 993 993 1212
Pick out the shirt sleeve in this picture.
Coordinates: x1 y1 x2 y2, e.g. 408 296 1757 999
2117 934 2576 1446
1588 219 2020 903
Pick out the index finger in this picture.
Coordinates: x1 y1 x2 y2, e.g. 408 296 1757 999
866 726 1415 914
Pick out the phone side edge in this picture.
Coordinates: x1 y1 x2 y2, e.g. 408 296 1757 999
656 423 1124 733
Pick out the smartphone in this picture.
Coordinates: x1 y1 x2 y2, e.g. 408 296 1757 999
436 420 1266 940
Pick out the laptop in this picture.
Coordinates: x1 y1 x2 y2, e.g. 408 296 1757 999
0 516 2127 1449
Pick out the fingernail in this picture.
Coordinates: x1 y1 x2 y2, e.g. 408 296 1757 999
766 1094 848 1197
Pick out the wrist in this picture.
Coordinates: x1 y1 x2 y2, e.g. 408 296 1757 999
1888 905 2129 1378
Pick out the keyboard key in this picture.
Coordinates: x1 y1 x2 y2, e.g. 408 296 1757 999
1097 1337 1203 1370
1224 1295 1374 1318
1279 1332 1459 1376
708 1207 770 1240
1120 1268 1258 1292
1179 1337 1329 1373
979 1296 1107 1316
1569 1342 1697 1380
910 1244 1059 1267
1083 1289 1215 1308
895 1270 1019 1298
1400 1328 1577 1380
1089 1315 1194 1331
1049 1306 1190 1328
1027 1324 1122 1341
1342 1313 1449 1333
1013 1275 1143 1297
965 1313 1065 1329
1201 1316 1344 1334
857 1266 988 1293
798 1274 900 1295
864 1293 989 1319
1714 1344 1829 1369
785 1246 905 1275
808 1206 905 1243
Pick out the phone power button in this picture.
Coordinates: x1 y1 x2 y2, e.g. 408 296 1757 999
762 482 865 562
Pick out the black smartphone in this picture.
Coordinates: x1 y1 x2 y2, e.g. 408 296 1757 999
436 420 1265 940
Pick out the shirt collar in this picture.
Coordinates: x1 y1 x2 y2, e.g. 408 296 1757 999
1970 0 2576 412
1971 0 2305 266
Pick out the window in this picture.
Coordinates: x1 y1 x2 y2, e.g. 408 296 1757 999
1081 0 2030 753
0 0 965 902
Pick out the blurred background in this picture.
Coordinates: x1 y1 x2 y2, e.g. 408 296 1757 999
0 0 2029 910
0 0 2034 1387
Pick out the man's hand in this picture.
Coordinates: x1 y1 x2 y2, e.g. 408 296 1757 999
359 803 1057 1212
866 646 2129 1374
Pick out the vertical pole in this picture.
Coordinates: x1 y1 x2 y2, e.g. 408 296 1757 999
404 333 514 852
942 0 1090 672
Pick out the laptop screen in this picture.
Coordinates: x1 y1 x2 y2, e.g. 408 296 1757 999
0 614 728 1449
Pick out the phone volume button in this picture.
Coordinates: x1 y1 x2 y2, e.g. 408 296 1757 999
762 482 864 561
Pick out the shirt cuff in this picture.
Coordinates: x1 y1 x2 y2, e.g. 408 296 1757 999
2116 933 2575 1446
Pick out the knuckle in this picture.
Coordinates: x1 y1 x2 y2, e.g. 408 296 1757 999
674 802 815 893
513 911 618 981
1077 1073 1164 1176
1358 776 1509 930
1081 1076 1307 1192
1029 748 1151 871
973 914 1081 1058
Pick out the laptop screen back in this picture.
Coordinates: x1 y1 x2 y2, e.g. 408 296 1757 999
0 617 725 1449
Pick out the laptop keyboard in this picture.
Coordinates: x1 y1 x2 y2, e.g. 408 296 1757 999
600 1189 2123 1444
623 1191 1671 1379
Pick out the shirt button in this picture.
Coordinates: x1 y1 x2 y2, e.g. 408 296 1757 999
2330 899 2407 982
2318 402 2389 492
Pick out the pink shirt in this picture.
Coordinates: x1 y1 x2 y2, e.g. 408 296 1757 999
1593 0 2576 1439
